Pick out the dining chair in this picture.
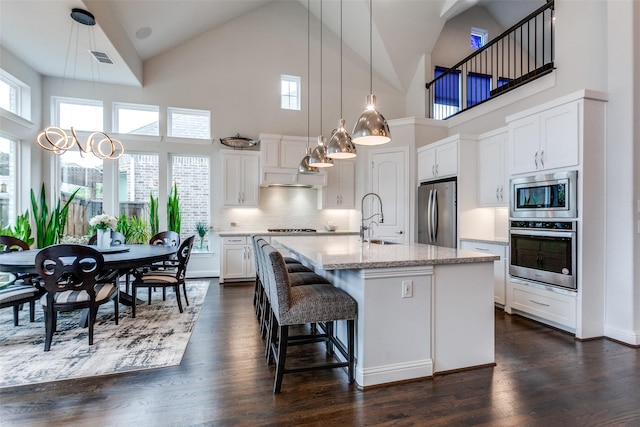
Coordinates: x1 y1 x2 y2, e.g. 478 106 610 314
88 230 126 246
0 236 42 326
131 235 195 318
144 231 182 302
35 244 119 352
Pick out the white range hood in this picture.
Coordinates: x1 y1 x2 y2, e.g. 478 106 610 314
259 133 327 188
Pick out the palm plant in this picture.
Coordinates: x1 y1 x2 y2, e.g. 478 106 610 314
127 215 150 244
167 183 181 234
30 183 79 248
0 210 34 247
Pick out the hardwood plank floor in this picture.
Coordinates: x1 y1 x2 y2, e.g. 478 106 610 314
1 280 639 426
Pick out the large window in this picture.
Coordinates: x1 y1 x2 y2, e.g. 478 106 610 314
54 97 103 132
60 151 104 240
466 72 492 107
167 107 210 139
280 74 301 110
433 66 461 120
171 155 210 250
0 76 19 114
113 102 159 136
118 152 159 223
0 137 17 229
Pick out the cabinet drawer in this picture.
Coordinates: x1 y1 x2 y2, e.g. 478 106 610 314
460 241 506 258
511 282 576 329
222 236 247 245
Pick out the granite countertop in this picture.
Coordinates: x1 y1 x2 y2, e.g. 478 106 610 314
217 230 358 237
459 237 509 246
273 235 499 270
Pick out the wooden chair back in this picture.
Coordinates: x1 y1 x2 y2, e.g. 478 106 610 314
0 236 30 252
150 231 180 248
35 244 104 297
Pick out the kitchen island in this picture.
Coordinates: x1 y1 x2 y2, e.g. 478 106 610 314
273 235 499 389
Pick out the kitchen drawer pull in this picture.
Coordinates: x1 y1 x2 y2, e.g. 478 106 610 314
474 247 490 252
529 299 550 307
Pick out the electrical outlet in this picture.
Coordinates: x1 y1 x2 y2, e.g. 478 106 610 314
402 280 413 298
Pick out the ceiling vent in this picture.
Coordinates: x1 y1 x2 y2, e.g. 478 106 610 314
89 50 114 65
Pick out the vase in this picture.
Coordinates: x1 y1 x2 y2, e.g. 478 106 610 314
97 228 111 249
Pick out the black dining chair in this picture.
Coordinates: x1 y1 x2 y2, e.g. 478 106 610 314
144 231 182 302
35 244 119 352
131 236 194 318
0 236 42 326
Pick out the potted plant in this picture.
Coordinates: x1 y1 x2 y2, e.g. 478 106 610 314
127 215 151 244
30 183 79 248
167 182 181 234
195 221 208 250
149 193 159 237
0 209 35 247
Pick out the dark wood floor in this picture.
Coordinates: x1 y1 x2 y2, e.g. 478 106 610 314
2 280 640 426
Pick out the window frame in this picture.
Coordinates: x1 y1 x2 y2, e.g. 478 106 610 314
167 107 211 140
280 74 301 111
52 96 104 132
113 102 160 136
470 27 488 50
0 68 31 120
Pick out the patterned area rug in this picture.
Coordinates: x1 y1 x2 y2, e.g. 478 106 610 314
0 280 209 388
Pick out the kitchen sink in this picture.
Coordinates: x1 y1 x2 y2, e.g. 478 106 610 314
367 239 399 245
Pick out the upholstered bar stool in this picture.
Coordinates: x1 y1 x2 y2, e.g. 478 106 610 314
263 244 356 393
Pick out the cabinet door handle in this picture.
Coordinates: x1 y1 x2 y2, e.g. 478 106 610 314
499 185 504 201
496 186 500 200
534 149 539 169
396 230 404 234
432 164 435 176
540 149 544 168
435 164 439 176
529 299 550 307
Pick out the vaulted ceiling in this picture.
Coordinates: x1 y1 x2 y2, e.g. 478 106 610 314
0 0 544 91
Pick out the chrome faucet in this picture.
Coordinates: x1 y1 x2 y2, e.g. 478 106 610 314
360 192 384 241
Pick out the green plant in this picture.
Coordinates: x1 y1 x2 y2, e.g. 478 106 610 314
195 221 208 249
0 210 34 247
167 182 181 234
149 193 159 237
30 183 79 248
127 215 150 244
115 214 130 239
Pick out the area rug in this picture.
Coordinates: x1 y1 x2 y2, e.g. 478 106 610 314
0 280 209 388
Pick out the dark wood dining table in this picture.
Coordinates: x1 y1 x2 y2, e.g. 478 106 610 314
0 244 178 306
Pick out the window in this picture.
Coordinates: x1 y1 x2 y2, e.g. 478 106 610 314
0 137 17 229
432 66 461 120
167 107 210 139
280 74 301 111
466 72 492 107
471 27 488 50
171 155 210 250
113 102 159 136
118 153 159 223
60 151 104 240
53 97 103 132
0 69 30 119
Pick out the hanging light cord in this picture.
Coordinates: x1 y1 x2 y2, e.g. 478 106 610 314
369 0 373 95
307 0 310 149
319 0 323 137
340 0 343 118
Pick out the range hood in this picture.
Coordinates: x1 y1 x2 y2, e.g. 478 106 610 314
259 133 327 188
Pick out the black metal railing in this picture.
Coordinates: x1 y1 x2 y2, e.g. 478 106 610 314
426 0 555 119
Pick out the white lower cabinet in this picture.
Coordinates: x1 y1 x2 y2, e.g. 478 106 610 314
506 279 577 331
220 236 256 283
460 240 507 306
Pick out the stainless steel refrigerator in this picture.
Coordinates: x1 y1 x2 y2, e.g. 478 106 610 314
417 179 457 248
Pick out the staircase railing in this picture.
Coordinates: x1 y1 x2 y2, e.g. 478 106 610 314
426 0 555 119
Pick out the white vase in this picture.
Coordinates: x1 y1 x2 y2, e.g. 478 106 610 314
97 228 111 249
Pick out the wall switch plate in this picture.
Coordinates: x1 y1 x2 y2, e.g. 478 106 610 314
402 280 413 298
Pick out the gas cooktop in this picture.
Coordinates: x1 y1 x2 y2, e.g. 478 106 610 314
267 228 317 233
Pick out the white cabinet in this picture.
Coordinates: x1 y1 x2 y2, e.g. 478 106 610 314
417 136 458 182
460 240 507 306
319 161 355 209
220 236 256 283
507 101 579 175
507 279 577 330
477 128 508 207
259 133 327 187
221 150 260 207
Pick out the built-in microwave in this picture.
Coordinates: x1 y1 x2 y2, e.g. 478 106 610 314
509 171 577 219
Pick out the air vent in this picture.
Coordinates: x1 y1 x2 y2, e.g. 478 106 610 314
89 50 114 65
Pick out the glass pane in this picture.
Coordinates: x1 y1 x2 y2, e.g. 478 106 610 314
0 79 17 113
118 153 159 227
59 102 103 132
171 155 210 251
169 109 210 139
116 106 159 135
0 137 16 229
60 151 104 241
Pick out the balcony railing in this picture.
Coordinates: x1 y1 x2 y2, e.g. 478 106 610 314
426 0 555 120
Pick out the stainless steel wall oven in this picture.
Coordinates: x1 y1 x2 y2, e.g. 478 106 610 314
509 220 577 290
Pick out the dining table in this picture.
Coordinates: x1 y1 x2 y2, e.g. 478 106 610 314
0 244 178 306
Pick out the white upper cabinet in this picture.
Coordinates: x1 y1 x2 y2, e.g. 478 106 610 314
477 128 508 207
259 133 327 187
417 136 458 182
508 101 579 175
221 150 260 206
319 160 355 209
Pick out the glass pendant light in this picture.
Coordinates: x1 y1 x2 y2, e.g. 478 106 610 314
327 0 356 159
352 0 391 146
308 0 333 168
298 0 319 175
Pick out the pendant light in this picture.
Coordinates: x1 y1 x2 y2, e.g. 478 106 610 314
352 0 391 146
327 0 357 159
298 0 319 174
36 8 124 160
308 0 334 168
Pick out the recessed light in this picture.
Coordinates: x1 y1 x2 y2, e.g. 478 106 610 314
135 27 152 40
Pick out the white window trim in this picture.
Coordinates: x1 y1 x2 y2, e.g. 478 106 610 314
0 68 31 120
471 27 488 49
280 74 301 111
167 107 211 139
52 96 104 131
112 101 159 136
